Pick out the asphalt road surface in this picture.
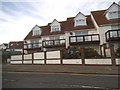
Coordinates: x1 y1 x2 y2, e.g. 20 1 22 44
2 72 120 89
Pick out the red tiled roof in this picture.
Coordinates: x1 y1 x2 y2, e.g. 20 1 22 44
9 41 24 49
24 15 95 40
91 10 120 26
24 30 41 40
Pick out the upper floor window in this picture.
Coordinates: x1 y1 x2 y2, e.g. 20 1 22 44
49 36 60 40
75 31 88 36
74 12 87 27
50 19 61 32
33 30 41 36
109 11 120 19
105 2 120 20
111 25 120 30
75 19 86 26
51 25 60 32
32 25 42 36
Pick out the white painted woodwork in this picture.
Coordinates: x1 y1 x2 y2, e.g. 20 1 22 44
63 59 82 64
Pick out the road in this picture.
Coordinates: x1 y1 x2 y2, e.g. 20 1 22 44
2 72 120 89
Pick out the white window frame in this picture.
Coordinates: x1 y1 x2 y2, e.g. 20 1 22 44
51 25 60 32
109 11 120 19
33 29 41 36
75 19 86 26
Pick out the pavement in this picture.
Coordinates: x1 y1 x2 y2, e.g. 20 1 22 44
2 64 120 75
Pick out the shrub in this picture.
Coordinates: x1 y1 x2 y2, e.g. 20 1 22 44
63 47 100 59
63 46 81 59
84 48 100 58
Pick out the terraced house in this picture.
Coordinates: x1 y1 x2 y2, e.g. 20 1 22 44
23 2 120 57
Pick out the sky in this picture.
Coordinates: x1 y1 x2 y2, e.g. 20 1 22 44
0 0 119 44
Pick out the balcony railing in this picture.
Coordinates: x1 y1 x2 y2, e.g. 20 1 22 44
24 43 42 50
105 29 120 42
43 39 66 48
69 34 100 45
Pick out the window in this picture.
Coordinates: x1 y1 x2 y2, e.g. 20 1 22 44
85 36 91 41
75 19 86 26
33 30 41 36
111 25 120 30
76 37 83 42
92 35 99 41
60 40 65 44
49 36 60 40
109 11 120 19
71 37 76 42
54 40 60 45
51 25 60 32
10 44 13 46
75 31 88 36
110 31 118 37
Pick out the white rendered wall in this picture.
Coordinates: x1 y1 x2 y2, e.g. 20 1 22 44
11 55 22 60
99 26 111 45
11 61 22 64
116 58 120 65
23 61 32 64
33 60 44 64
34 52 44 59
63 59 82 64
46 60 61 64
46 51 60 59
24 54 32 59
85 59 112 64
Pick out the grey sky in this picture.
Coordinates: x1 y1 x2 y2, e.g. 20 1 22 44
0 0 119 44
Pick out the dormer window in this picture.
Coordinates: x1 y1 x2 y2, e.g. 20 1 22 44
33 29 41 36
109 11 120 19
50 19 61 32
51 25 60 32
105 2 120 20
74 12 87 27
75 19 86 26
32 25 42 36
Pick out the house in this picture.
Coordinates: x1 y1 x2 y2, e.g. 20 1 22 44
23 2 120 56
7 41 24 52
0 43 8 50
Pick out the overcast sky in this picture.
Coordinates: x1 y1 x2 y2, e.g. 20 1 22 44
0 0 119 44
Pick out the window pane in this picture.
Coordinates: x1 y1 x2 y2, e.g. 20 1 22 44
92 35 99 41
111 25 120 30
33 44 40 48
75 31 88 36
48 41 53 45
24 45 27 48
54 40 60 45
76 37 83 42
76 19 86 26
28 45 32 48
71 37 76 42
85 36 91 41
109 11 118 19
51 25 60 32
45 41 49 45
110 31 117 37
60 40 65 44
